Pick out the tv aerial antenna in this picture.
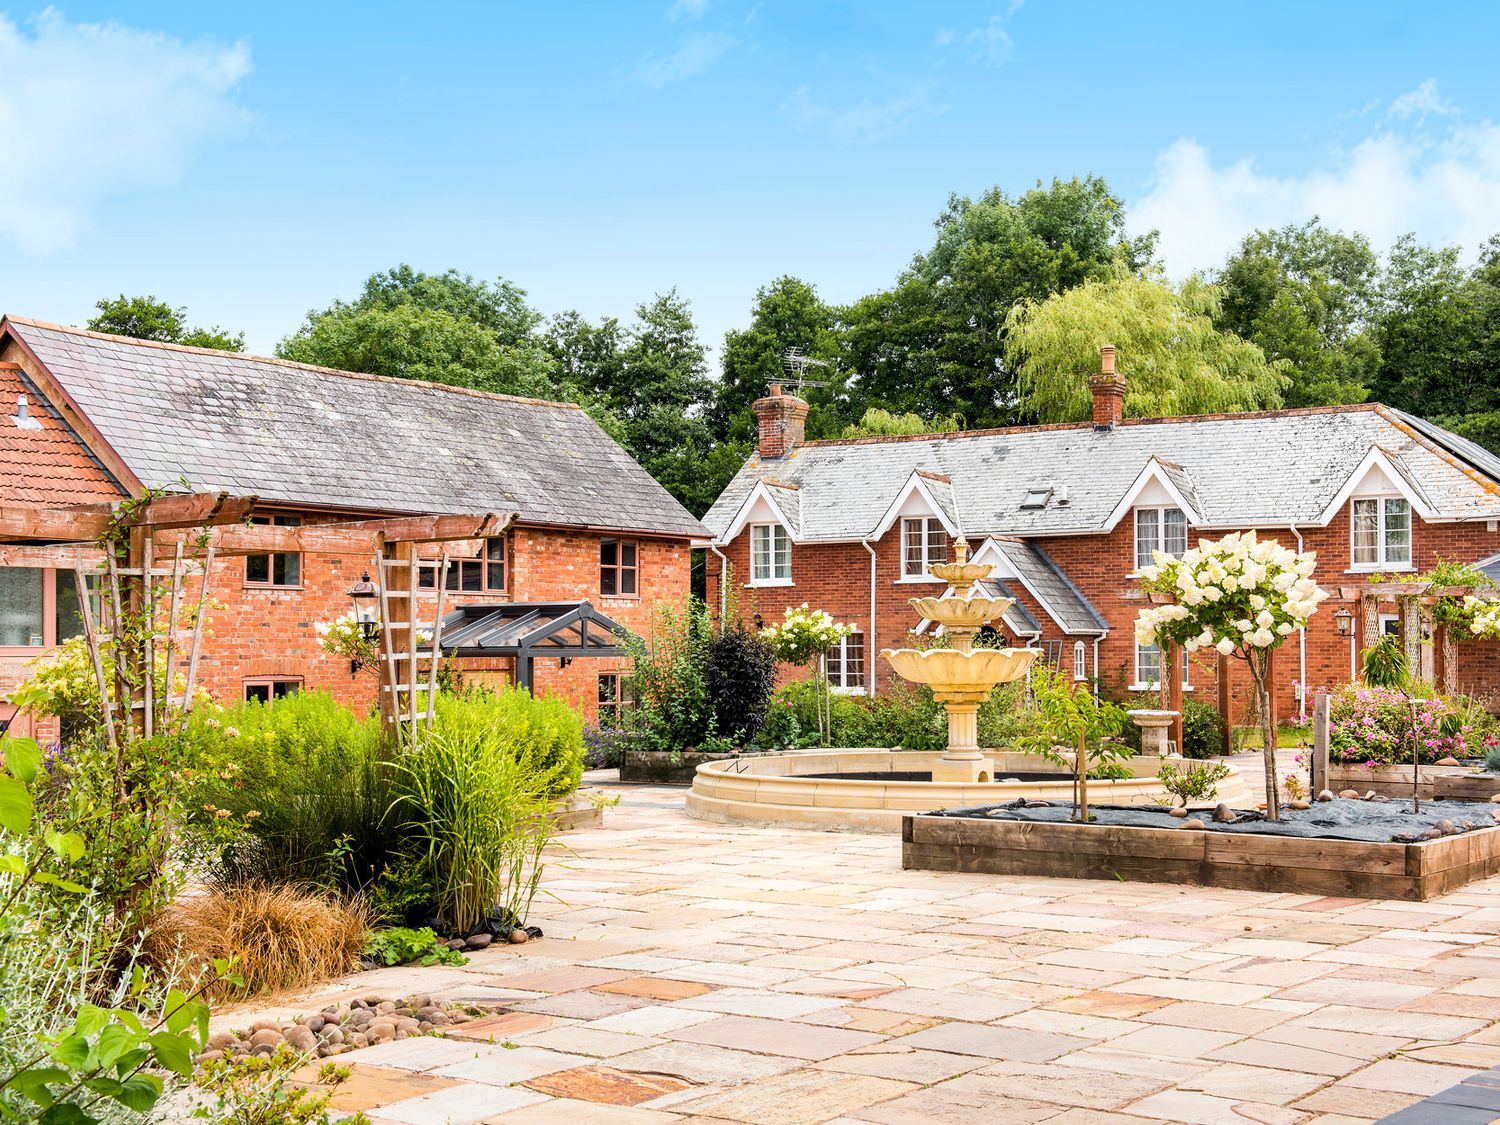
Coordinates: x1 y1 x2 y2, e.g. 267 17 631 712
778 347 830 397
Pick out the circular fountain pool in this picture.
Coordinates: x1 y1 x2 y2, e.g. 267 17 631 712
685 749 1249 832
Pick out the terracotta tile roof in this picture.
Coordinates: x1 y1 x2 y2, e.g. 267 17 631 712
0 364 122 506
3 318 706 539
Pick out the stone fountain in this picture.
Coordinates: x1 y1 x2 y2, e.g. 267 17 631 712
882 538 1041 784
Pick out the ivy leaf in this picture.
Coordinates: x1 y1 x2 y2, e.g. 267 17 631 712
2 738 42 785
0 776 32 835
148 1031 194 1077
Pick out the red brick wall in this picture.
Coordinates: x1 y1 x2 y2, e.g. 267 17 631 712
3 519 691 734
708 508 1500 726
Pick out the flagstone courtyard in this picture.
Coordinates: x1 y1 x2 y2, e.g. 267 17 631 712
231 776 1500 1125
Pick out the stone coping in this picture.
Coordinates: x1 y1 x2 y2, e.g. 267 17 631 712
685 748 1247 833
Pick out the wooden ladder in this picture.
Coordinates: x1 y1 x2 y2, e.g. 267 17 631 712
374 549 453 741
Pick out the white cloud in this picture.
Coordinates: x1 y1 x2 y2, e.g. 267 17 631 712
784 85 932 145
0 10 250 254
1132 82 1500 276
633 30 734 87
935 0 1024 67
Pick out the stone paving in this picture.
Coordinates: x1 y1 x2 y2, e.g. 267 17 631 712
244 779 1500 1125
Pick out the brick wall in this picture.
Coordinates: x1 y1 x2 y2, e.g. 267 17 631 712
708 507 1500 726
2 518 691 734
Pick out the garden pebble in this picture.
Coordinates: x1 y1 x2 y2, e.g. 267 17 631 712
1169 807 1188 817
1317 789 1335 801
1339 788 1360 799
1180 818 1206 830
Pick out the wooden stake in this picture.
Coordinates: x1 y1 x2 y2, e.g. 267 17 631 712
179 545 215 729
75 566 117 753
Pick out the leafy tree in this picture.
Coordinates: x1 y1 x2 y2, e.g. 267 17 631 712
842 177 1157 427
712 276 848 444
277 266 556 397
840 407 963 438
1371 236 1487 417
1214 219 1379 407
1006 268 1287 422
88 295 244 351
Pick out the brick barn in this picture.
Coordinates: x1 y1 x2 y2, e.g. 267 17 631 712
0 316 705 738
701 347 1500 736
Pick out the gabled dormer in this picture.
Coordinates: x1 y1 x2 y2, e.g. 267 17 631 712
1318 446 1434 572
718 479 800 587
1103 457 1204 572
870 470 960 583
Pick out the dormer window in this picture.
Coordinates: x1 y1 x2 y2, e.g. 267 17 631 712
1351 497 1410 569
901 517 949 578
750 523 792 585
1134 507 1186 570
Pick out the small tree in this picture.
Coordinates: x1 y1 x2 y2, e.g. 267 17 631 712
1359 636 1434 814
760 605 854 746
1022 668 1129 822
1134 531 1328 820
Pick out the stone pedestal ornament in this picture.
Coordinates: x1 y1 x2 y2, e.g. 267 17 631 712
882 538 1040 783
1127 709 1181 757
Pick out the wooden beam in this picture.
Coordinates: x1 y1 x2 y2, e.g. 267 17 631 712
0 504 111 542
129 491 258 530
153 512 513 557
0 544 108 568
0 492 257 544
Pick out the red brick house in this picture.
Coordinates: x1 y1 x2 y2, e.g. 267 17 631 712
0 316 705 737
702 349 1500 727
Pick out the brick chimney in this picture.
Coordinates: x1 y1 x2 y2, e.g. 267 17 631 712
752 382 810 458
1087 344 1126 429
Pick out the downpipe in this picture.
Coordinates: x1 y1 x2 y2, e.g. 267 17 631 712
862 538 877 698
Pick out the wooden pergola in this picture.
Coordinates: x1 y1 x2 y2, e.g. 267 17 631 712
0 492 515 741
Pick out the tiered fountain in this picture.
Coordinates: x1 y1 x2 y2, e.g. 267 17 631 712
882 538 1040 783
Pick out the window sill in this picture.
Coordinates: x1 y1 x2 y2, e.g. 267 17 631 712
1346 566 1415 575
1128 684 1194 693
0 644 48 656
243 583 305 592
895 575 946 585
830 685 867 695
747 578 794 588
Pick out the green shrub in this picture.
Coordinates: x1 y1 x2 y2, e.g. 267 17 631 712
625 598 717 753
432 686 585 796
362 926 466 967
187 692 393 891
389 712 555 935
705 625 776 743
768 680 947 750
1181 698 1226 759
1157 760 1232 805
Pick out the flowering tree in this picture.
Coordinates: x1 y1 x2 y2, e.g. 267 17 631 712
1463 596 1500 641
1134 531 1328 820
761 604 855 746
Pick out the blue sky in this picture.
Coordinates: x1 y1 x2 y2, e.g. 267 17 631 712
1 2 1498 361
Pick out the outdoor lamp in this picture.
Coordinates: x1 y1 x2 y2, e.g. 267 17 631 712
1333 607 1354 638
347 572 379 641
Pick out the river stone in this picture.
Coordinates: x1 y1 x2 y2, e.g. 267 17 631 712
345 1032 369 1049
1364 791 1378 800
1290 799 1311 810
368 1020 397 1043
1339 789 1361 799
1180 818 1206 830
1212 803 1236 822
1436 819 1457 834
206 1031 236 1052
509 928 529 944
1437 756 1461 766
319 1026 344 1045
1316 789 1335 802
248 1029 283 1050
466 933 493 951
1168 807 1188 818
283 1026 317 1053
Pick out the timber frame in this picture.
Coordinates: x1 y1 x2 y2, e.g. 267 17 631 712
0 491 515 740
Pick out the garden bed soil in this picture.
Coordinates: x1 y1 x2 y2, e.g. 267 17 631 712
903 798 1500 900
622 749 745 784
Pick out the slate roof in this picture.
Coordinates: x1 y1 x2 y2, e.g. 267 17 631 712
4 318 706 538
702 404 1500 543
987 538 1108 635
0 364 123 506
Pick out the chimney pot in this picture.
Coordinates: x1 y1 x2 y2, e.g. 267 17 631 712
1087 344 1125 429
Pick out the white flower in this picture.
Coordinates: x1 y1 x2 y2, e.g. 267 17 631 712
1216 637 1235 655
1276 622 1294 635
1250 628 1275 647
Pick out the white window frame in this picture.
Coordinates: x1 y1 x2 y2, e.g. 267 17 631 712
899 516 950 581
1378 613 1401 637
1133 506 1187 572
1350 496 1412 571
1133 642 1191 691
749 523 792 586
825 631 866 692
1073 640 1087 681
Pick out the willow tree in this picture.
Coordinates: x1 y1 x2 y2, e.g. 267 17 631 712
1006 267 1289 423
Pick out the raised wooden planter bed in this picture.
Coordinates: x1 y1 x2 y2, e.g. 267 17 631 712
1326 762 1492 800
902 811 1500 901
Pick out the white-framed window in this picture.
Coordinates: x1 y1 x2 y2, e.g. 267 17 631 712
901 517 949 578
749 523 791 584
1134 507 1187 570
1378 613 1401 637
1073 640 1087 681
1135 643 1191 689
826 632 865 691
1351 497 1411 569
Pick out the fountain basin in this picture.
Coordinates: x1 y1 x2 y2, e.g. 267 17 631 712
908 595 1016 631
880 647 1038 695
684 749 1247 832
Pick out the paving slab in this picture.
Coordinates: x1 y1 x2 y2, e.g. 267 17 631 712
662 1015 883 1060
